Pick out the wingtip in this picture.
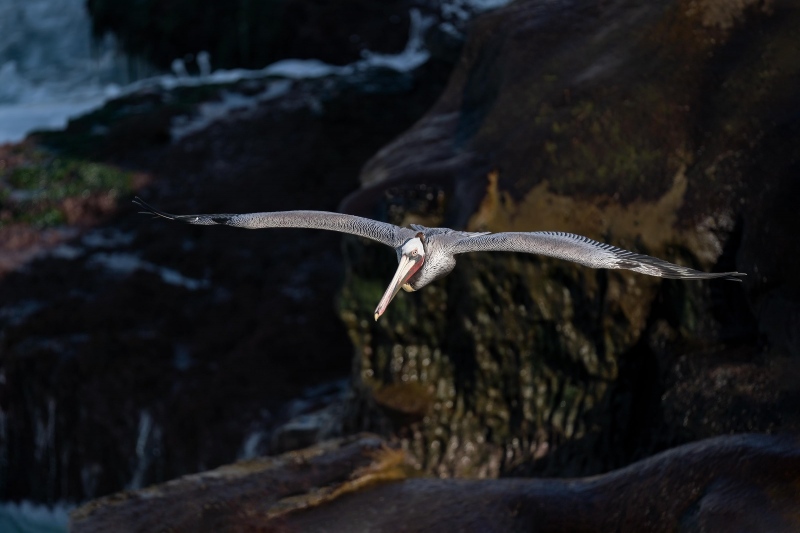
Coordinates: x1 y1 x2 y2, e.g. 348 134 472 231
132 196 153 212
725 272 746 282
131 196 176 220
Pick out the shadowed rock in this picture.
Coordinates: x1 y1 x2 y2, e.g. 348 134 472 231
86 0 416 70
338 0 800 477
71 433 800 533
0 59 454 503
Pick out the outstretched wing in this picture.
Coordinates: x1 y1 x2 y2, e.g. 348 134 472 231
133 197 408 248
451 231 745 281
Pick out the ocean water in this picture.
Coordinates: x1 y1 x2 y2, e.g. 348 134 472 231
0 0 512 145
0 501 70 533
0 0 138 144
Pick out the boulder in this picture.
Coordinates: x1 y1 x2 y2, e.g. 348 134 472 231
338 0 800 476
70 433 800 532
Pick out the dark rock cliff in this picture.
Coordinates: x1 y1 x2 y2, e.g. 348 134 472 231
1 0 798 521
86 0 417 70
0 61 454 502
338 0 799 477
71 433 800 533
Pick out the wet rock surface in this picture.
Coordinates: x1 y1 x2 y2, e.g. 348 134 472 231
71 434 410 533
71 433 800 533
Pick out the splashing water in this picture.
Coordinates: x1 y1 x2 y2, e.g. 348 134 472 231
0 0 148 144
0 0 517 145
0 501 71 533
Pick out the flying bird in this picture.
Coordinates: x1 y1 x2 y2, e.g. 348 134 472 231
133 197 745 320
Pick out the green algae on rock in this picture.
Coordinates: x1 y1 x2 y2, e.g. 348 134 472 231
0 145 134 228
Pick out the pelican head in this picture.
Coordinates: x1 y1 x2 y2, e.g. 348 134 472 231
374 233 426 321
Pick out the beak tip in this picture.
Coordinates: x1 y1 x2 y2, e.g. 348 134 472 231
374 312 380 321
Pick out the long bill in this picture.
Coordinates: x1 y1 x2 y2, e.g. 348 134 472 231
374 255 422 321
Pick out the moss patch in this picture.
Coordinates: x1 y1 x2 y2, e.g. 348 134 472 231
0 147 133 228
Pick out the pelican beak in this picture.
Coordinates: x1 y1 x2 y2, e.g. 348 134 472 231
374 254 422 321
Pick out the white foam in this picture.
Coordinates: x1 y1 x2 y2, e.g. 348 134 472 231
0 1 439 145
238 430 268 460
0 100 109 145
461 0 513 11
49 244 83 260
171 80 292 141
0 0 140 144
440 0 513 21
87 252 210 291
0 0 514 145
169 9 435 140
264 59 348 79
0 501 71 533
80 228 135 248
127 410 163 491
357 9 432 72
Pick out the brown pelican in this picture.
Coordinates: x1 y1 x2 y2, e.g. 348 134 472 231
133 197 745 320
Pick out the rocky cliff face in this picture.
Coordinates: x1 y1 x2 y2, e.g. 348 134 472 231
339 0 798 477
2 0 797 512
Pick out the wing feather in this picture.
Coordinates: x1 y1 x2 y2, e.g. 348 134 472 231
451 231 745 281
133 197 407 248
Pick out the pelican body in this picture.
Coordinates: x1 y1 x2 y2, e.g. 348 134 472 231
133 198 745 320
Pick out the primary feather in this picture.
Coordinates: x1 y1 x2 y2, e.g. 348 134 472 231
451 231 744 281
